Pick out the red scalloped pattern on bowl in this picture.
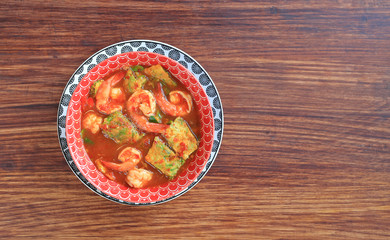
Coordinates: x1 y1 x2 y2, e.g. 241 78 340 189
66 52 214 203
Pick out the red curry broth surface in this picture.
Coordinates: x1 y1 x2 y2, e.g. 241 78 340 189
81 66 201 188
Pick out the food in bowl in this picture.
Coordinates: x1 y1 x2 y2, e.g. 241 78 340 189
80 64 200 189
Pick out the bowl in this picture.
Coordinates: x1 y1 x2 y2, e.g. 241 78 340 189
57 40 223 205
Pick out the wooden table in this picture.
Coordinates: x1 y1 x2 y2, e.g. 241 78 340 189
1 0 390 239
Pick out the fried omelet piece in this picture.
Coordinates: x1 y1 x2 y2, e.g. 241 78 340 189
145 137 184 179
143 64 177 87
100 111 144 144
163 117 198 160
123 68 148 93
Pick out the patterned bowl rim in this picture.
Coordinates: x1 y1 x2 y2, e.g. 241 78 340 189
57 40 224 205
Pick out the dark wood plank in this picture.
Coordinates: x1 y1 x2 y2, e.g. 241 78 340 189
1 0 390 239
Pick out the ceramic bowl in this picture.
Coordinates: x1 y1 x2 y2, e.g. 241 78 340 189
57 40 223 205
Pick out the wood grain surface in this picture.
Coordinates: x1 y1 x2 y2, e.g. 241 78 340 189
1 0 390 239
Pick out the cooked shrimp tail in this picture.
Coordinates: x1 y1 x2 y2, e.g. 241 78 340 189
126 90 169 133
130 112 169 133
101 160 137 172
95 71 126 115
109 70 126 86
101 147 142 172
155 83 193 117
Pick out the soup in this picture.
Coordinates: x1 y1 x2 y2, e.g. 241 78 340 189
81 64 201 188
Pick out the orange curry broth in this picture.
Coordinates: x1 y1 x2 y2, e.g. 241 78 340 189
81 66 201 188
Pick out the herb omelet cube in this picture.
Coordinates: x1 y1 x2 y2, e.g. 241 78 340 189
100 111 144 144
123 68 147 93
145 137 184 179
144 64 177 87
163 117 198 160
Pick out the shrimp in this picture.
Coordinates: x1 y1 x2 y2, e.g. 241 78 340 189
82 111 103 134
101 147 141 172
154 83 193 117
95 71 126 115
95 158 115 181
126 90 169 133
125 168 153 188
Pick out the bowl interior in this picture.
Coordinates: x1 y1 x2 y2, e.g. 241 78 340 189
66 52 214 204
